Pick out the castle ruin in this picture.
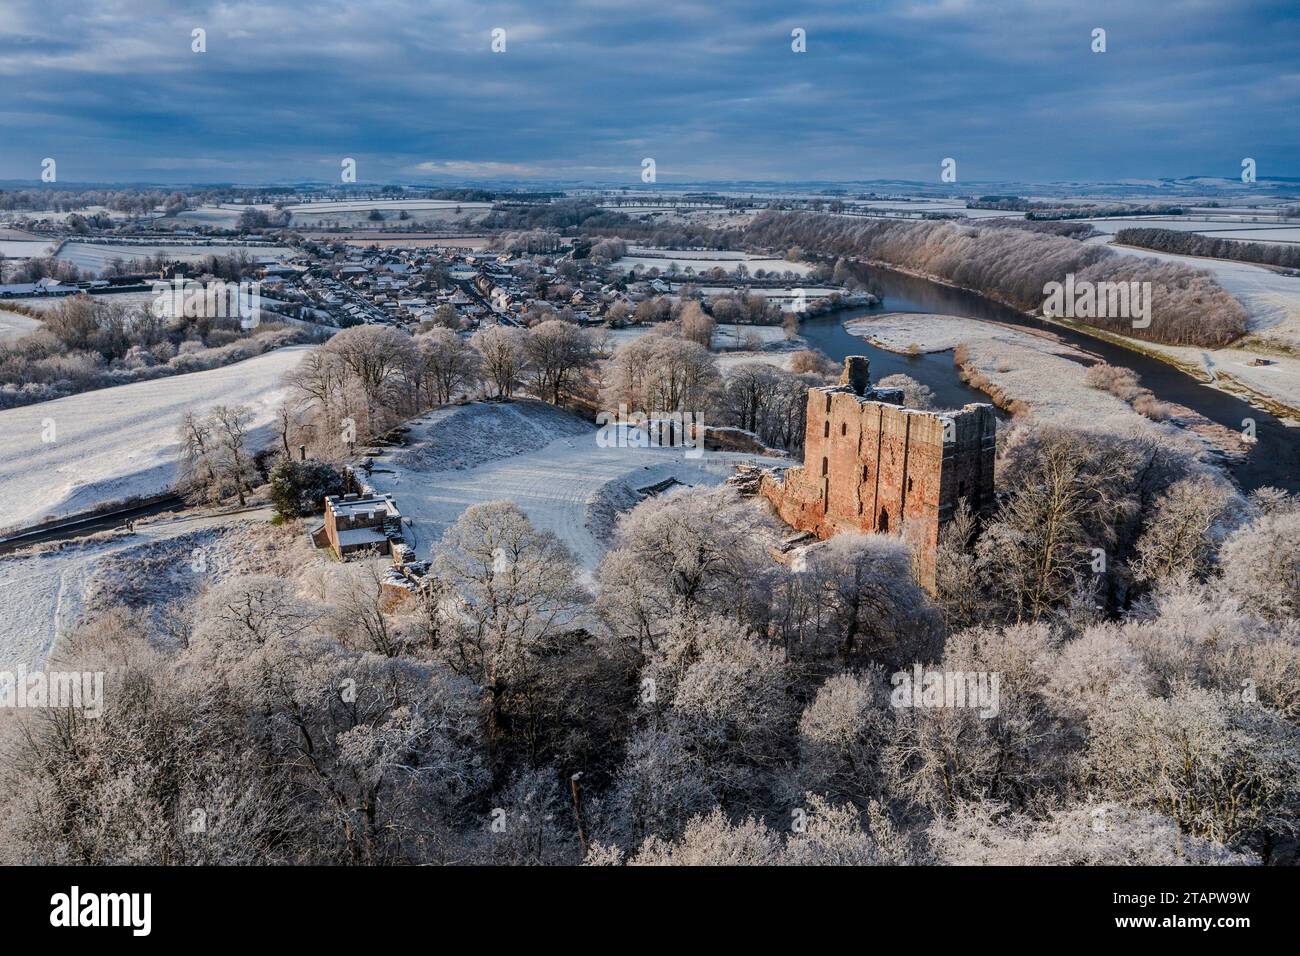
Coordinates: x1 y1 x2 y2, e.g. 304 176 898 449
760 356 996 590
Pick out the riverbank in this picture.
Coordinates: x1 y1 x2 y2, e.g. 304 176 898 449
845 311 1248 469
845 255 1300 422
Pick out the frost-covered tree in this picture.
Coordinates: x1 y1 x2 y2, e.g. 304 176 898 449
883 623 1072 818
930 801 1257 866
1083 684 1300 860
413 327 480 405
770 533 941 669
471 324 527 399
596 485 773 645
430 502 590 764
1217 509 1300 624
796 670 892 805
524 319 595 405
1132 473 1240 584
630 808 782 866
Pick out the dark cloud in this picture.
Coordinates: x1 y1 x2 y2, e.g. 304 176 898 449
0 0 1295 184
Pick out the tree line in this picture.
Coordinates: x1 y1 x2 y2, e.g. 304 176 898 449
1116 227 1300 270
745 211 1248 347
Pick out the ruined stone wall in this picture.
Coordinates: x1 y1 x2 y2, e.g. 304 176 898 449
761 363 996 590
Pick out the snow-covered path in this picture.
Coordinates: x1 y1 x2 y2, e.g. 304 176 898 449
0 346 309 533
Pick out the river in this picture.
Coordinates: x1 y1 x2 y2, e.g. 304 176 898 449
798 265 1299 494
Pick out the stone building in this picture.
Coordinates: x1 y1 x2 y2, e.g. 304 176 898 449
760 356 996 590
312 492 403 559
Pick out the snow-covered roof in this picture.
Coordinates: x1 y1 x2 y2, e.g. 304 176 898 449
336 527 389 547
327 492 400 520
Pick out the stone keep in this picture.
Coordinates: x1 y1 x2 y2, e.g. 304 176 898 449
760 356 996 590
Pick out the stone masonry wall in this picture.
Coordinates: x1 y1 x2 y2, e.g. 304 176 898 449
761 358 996 591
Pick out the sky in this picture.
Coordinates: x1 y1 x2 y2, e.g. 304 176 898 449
1 0 1297 186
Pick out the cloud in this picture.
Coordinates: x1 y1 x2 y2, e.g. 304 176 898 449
0 0 1294 183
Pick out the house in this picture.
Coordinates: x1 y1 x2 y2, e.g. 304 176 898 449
313 492 403 559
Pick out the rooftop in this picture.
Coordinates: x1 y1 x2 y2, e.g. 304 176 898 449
326 492 401 520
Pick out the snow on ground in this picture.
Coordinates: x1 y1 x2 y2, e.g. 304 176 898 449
367 401 787 575
1083 217 1282 235
711 323 790 349
280 200 492 228
391 399 594 472
612 247 813 276
1 207 127 225
15 289 159 313
0 239 56 259
1093 236 1300 414
846 312 1196 443
0 506 273 670
0 346 309 533
714 349 796 372
1097 235 1300 344
56 242 295 276
0 308 42 344
605 323 801 372
290 199 491 214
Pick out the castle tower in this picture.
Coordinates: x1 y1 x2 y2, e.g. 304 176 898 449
760 356 996 591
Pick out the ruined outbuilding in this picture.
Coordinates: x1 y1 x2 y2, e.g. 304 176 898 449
760 356 996 590
313 492 403 559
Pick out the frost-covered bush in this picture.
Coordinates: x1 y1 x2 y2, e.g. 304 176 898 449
269 459 346 518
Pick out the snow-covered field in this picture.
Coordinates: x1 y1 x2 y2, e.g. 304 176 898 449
1190 227 1300 244
15 289 159 313
0 239 56 259
845 199 1026 220
710 324 797 355
0 507 273 669
1 206 126 225
282 199 491 228
0 308 42 344
846 312 1202 445
1083 216 1282 235
604 323 800 371
56 242 295 276
366 401 786 574
0 346 309 533
1097 236 1300 412
613 247 813 276
1100 236 1300 342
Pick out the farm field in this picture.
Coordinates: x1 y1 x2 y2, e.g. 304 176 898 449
0 239 56 259
0 308 42 343
301 233 491 249
0 345 309 534
613 246 813 275
1083 216 1300 236
0 506 271 670
283 199 492 228
1099 234 1300 348
56 241 295 275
